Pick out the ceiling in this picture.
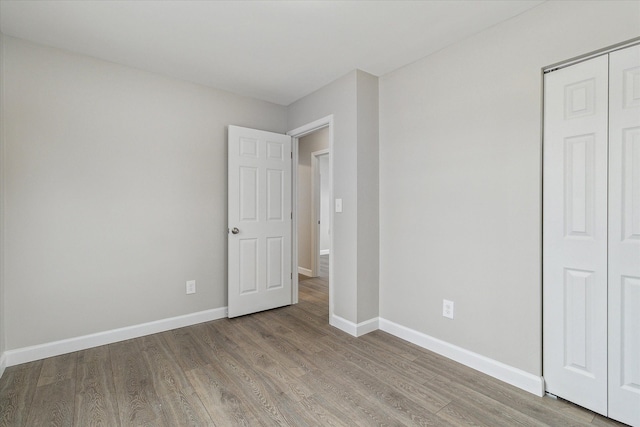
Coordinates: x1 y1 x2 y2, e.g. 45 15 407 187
0 0 544 106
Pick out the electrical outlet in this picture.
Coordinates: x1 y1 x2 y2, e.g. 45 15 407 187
443 299 454 319
186 280 196 294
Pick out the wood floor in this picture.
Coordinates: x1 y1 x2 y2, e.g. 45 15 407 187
0 276 627 426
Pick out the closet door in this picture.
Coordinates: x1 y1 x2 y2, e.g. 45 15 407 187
543 55 609 415
608 44 640 427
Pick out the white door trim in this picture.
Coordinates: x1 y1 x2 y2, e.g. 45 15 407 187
288 115 333 313
543 37 640 74
311 149 330 277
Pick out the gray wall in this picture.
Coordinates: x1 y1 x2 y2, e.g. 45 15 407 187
288 72 358 321
0 32 5 363
3 37 287 350
288 70 379 324
379 0 640 375
297 127 329 272
356 71 379 323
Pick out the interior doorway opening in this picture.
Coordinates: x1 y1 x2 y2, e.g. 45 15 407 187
297 129 329 278
288 116 334 319
313 150 330 277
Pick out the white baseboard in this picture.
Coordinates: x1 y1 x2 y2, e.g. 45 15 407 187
298 267 312 277
0 352 6 379
1 308 544 398
330 314 379 337
378 318 545 397
319 249 330 256
4 307 228 367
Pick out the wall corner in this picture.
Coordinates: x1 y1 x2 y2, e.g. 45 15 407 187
0 31 6 370
355 70 380 323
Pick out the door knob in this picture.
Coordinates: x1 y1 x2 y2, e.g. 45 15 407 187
231 227 240 234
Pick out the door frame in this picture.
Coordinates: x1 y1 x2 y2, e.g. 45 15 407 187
311 149 330 277
288 115 334 314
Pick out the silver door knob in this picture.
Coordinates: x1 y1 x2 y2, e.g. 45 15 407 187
231 227 240 234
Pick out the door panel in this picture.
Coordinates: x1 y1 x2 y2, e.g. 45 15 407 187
266 237 284 289
563 268 595 375
608 44 640 427
240 167 258 221
228 126 292 318
564 134 596 237
239 238 258 294
543 54 609 415
267 169 284 220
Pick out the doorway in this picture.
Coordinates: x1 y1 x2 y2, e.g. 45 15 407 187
288 116 334 317
297 129 329 278
312 150 330 278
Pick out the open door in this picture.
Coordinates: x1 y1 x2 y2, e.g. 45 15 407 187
228 125 292 317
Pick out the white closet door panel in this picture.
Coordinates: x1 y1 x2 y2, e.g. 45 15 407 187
608 44 640 427
543 55 609 415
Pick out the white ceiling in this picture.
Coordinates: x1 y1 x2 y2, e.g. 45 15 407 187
0 0 544 106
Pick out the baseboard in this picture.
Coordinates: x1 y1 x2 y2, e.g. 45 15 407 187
4 307 228 367
378 318 545 397
298 267 312 276
0 352 6 379
319 249 330 256
330 314 379 337
2 309 544 397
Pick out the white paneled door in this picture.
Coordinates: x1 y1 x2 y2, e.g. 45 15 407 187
608 45 640 427
544 44 640 427
543 54 610 416
228 126 292 318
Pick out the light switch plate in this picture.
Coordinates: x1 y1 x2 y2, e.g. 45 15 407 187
443 299 454 319
335 198 343 213
186 280 196 294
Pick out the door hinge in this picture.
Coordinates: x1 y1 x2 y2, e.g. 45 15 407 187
291 212 293 219
291 151 293 159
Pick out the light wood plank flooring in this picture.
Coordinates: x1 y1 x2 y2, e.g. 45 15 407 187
0 276 627 426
